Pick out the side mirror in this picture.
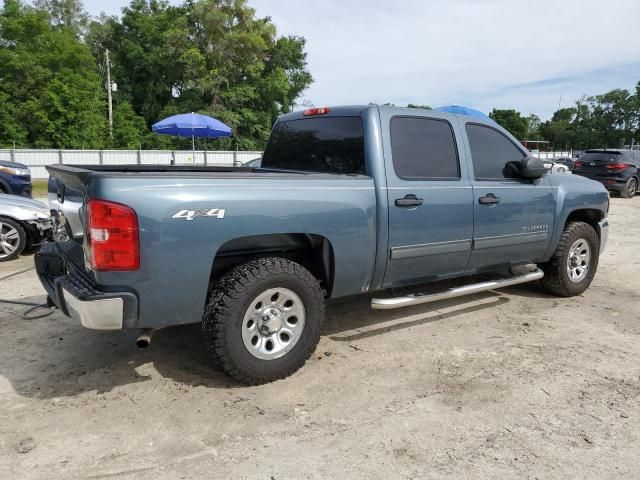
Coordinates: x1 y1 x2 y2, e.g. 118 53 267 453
519 156 546 179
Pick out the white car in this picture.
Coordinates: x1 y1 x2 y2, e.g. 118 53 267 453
542 159 572 174
0 195 51 261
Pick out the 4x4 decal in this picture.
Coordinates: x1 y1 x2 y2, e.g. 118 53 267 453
171 208 226 221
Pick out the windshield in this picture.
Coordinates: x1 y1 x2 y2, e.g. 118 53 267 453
261 117 365 174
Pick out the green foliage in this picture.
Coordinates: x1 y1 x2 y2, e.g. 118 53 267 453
524 114 542 140
407 104 431 110
111 101 151 149
88 0 312 150
1 0 312 150
539 85 640 150
0 0 106 148
489 109 528 140
34 0 88 34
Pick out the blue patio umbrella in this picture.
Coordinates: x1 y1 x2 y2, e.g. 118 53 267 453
152 112 232 158
433 105 496 123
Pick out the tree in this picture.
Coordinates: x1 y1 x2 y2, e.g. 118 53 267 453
524 114 542 140
34 0 88 35
489 109 528 140
0 0 106 148
539 87 639 150
111 101 152 148
407 104 431 110
88 0 313 150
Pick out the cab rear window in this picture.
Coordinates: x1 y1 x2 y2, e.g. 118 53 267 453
261 117 365 174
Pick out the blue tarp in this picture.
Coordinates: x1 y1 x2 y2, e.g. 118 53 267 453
433 105 495 123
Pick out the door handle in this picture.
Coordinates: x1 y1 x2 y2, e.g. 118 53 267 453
395 194 424 207
479 193 500 205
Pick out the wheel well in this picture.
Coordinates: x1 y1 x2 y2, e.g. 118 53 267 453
565 209 604 239
209 234 335 297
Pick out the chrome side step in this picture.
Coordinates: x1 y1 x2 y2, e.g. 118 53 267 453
371 269 544 310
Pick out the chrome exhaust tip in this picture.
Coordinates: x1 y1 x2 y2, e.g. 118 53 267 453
136 328 155 348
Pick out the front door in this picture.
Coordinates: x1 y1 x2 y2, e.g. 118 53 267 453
461 122 555 273
382 112 474 287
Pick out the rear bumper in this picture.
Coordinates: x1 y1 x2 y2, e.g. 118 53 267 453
62 287 125 330
598 218 609 255
35 244 137 330
573 172 630 192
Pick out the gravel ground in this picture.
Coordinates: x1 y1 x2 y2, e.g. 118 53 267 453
0 197 638 480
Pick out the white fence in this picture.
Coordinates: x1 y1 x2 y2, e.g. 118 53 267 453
0 149 263 179
529 150 571 160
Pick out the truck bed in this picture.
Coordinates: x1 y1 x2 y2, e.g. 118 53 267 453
46 164 369 192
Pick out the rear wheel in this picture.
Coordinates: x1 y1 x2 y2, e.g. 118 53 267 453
0 217 26 262
202 257 325 384
620 177 637 199
540 221 599 297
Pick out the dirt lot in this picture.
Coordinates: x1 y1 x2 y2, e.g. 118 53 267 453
0 197 638 479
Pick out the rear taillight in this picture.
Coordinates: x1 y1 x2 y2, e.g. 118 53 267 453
303 107 331 116
573 161 583 168
605 163 628 170
87 199 139 271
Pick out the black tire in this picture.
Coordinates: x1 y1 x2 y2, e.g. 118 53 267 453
620 177 637 199
0 217 27 262
202 257 325 384
539 221 599 297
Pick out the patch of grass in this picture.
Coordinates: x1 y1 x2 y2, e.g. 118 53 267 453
31 179 49 198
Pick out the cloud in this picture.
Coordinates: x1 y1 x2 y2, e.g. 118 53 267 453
249 0 640 118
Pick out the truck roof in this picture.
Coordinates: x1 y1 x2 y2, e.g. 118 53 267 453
277 104 496 128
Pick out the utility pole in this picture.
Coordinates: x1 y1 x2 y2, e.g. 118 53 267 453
106 49 113 138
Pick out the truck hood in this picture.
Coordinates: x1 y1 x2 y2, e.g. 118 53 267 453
548 171 608 193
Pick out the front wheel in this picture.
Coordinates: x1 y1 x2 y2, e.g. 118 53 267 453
539 221 599 297
0 217 27 262
620 177 637 199
202 257 325 384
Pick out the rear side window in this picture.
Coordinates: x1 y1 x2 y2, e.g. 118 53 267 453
466 124 526 180
261 117 365 174
390 117 460 180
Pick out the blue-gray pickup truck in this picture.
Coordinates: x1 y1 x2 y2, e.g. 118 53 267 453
36 105 610 384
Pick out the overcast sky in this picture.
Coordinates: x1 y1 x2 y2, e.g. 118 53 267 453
83 0 640 119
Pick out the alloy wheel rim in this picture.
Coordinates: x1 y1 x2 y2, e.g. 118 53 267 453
566 238 591 283
628 179 637 197
241 287 306 360
0 222 20 258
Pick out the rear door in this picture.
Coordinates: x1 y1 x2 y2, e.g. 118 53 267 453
382 111 474 287
461 122 555 272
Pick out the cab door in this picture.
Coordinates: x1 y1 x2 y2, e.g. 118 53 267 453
460 121 555 273
381 110 474 287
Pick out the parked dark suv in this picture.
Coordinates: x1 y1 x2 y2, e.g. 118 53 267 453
572 149 639 198
0 160 32 197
